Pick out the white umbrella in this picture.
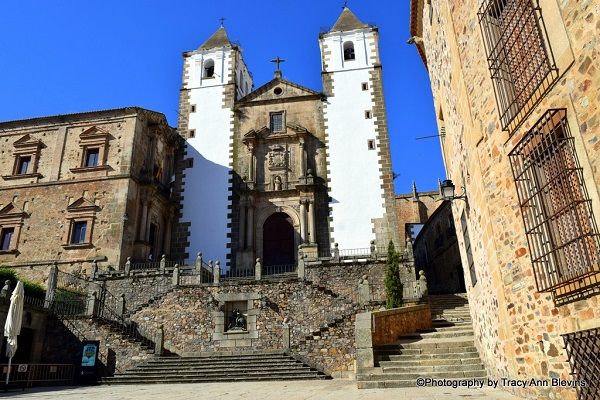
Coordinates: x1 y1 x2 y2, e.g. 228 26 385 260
4 281 24 385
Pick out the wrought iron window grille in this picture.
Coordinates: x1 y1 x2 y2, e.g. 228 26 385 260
562 327 600 400
478 0 558 133
509 109 600 295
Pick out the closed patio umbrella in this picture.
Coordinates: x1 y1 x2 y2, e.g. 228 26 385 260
4 281 24 385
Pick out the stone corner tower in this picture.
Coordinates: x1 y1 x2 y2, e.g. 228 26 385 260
174 25 253 265
319 7 400 251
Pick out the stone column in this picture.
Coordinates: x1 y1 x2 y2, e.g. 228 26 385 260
248 144 255 182
239 199 246 249
355 312 374 369
124 257 131 275
308 200 316 244
299 140 306 177
139 201 149 241
155 325 164 356
117 294 126 316
160 255 166 273
163 217 172 256
255 258 262 281
172 264 180 286
195 253 203 272
213 261 220 284
86 292 98 317
246 206 254 250
44 263 58 309
299 201 307 243
283 319 291 351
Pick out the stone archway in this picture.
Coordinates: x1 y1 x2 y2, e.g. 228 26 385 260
262 212 295 266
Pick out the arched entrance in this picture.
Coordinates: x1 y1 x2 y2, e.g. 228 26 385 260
262 212 295 266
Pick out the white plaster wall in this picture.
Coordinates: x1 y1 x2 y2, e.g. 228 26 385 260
181 48 235 265
322 29 386 249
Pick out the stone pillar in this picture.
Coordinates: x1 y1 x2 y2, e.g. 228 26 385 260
124 257 131 275
246 206 254 250
214 261 220 284
163 217 172 258
283 318 291 351
299 140 306 177
332 243 340 262
370 240 377 259
44 263 58 309
87 292 97 317
172 264 180 286
418 270 429 300
297 253 305 279
299 201 307 243
195 252 203 272
248 144 255 182
90 260 98 280
355 312 374 369
155 324 164 356
160 254 166 273
117 294 126 316
239 199 247 249
358 275 371 306
308 200 316 244
255 258 262 281
140 201 149 241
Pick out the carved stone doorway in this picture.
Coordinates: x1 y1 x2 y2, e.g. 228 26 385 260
263 212 295 266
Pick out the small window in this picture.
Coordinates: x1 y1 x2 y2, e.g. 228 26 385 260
273 87 283 96
0 227 14 250
367 140 376 150
70 221 87 245
270 112 284 132
17 156 31 175
343 41 355 61
189 129 196 138
361 83 369 91
84 148 100 168
190 105 196 113
203 59 215 78
365 111 372 119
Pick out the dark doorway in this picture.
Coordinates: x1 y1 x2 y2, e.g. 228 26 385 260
148 223 157 259
263 213 295 266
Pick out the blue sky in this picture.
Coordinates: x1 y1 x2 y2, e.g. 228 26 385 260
0 0 445 193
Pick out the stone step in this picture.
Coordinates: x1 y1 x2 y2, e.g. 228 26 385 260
131 362 307 372
387 352 481 361
381 363 484 373
381 357 482 367
356 370 487 381
103 374 328 385
148 355 290 363
121 366 315 376
401 330 474 340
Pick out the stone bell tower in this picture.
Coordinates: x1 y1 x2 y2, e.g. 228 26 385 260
319 7 400 250
175 25 253 265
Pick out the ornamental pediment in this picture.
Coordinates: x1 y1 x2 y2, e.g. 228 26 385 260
67 197 100 212
0 202 28 218
243 123 311 143
237 78 324 104
13 134 43 149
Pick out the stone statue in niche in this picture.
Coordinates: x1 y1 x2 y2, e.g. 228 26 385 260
228 308 247 331
267 146 286 170
274 176 282 191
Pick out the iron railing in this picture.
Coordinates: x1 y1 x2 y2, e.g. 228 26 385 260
509 109 600 293
263 264 296 276
478 0 558 132
562 327 599 400
0 363 75 387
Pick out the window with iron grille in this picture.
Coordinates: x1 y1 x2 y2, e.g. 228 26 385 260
562 327 599 400
270 112 284 132
478 0 558 132
509 109 600 293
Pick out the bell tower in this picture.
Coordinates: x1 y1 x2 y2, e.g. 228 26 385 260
175 25 253 265
319 7 400 250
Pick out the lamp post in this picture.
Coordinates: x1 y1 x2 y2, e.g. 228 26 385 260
439 179 467 201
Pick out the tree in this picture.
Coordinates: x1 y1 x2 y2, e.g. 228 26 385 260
384 241 403 309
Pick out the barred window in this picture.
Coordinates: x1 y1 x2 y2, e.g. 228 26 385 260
509 109 600 293
562 328 600 400
478 0 557 132
270 112 284 132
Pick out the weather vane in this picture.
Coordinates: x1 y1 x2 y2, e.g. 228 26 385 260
342 0 348 8
219 17 226 27
270 56 286 71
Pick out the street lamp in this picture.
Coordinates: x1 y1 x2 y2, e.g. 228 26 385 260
439 179 467 201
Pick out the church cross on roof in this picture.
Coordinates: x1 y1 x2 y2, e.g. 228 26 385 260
330 7 369 32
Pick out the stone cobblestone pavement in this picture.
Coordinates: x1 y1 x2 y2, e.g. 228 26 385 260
6 380 526 399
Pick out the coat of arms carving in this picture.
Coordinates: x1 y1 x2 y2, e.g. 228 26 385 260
267 146 287 170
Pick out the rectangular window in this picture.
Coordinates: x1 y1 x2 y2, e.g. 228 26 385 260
361 82 369 91
189 129 196 138
270 112 284 132
365 111 372 119
509 109 600 293
190 105 196 113
17 156 31 175
84 148 100 167
70 221 87 245
478 0 557 132
461 211 477 286
562 327 599 400
0 227 14 251
367 140 376 150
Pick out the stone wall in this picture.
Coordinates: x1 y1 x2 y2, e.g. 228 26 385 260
411 0 600 398
371 304 432 346
395 189 440 246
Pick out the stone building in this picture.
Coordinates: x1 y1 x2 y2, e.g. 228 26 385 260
0 107 181 273
410 0 600 398
176 8 400 269
395 183 439 245
413 200 465 294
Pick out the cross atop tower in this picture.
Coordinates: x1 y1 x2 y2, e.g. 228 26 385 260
219 17 226 27
270 56 286 78
342 0 348 8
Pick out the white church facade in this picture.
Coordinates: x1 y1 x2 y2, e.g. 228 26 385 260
175 8 399 269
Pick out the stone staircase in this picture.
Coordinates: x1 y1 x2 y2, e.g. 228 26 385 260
101 352 330 384
357 293 486 388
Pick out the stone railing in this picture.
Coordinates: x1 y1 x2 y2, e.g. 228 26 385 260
355 304 432 370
